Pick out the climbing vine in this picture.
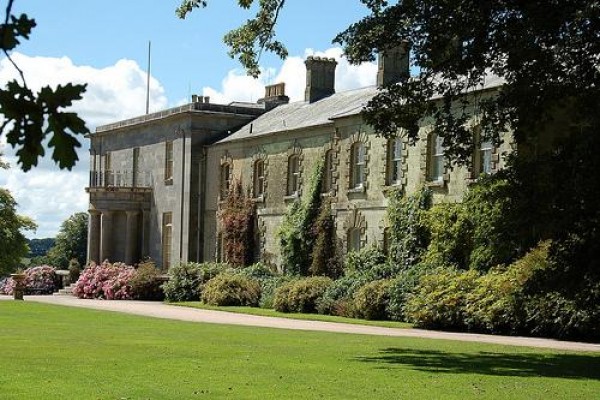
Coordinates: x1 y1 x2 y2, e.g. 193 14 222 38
277 161 323 276
218 180 255 267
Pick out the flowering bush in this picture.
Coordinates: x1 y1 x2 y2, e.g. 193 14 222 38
0 277 13 295
24 265 58 295
73 261 135 300
0 266 58 295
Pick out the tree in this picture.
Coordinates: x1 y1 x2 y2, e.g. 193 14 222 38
0 0 89 171
178 1 599 162
0 187 36 276
46 212 88 269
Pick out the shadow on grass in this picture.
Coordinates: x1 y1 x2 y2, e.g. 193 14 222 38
355 348 600 380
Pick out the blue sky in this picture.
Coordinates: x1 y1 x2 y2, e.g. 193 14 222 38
0 1 379 238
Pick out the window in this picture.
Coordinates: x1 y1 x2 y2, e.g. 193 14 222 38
350 142 366 189
164 141 174 182
322 150 334 193
162 212 173 271
132 147 140 187
103 152 112 186
347 228 362 253
253 159 265 198
429 133 445 182
287 155 300 196
220 162 231 199
382 228 391 255
477 139 493 177
386 137 403 186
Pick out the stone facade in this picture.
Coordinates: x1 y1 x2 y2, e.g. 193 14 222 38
87 51 510 270
87 102 264 269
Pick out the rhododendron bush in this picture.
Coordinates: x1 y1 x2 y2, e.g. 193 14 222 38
73 262 135 300
0 265 58 295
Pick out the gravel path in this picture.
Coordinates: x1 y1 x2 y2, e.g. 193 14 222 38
2 294 599 353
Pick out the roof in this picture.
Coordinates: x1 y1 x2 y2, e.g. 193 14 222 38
217 86 378 143
217 73 505 145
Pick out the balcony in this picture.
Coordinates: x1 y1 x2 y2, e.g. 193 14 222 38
88 170 153 189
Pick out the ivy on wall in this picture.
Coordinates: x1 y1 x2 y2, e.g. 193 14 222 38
218 180 255 267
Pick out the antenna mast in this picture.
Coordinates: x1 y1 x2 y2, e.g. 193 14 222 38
145 41 151 114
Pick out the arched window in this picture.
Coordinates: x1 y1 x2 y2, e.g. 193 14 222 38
428 133 445 182
386 137 403 186
253 159 265 198
287 155 300 196
322 149 334 193
347 228 362 253
350 142 366 189
220 162 231 199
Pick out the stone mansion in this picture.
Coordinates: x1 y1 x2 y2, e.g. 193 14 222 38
86 47 509 270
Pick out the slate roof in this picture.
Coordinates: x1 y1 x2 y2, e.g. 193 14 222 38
217 73 505 144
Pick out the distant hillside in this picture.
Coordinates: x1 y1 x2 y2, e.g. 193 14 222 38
28 238 55 258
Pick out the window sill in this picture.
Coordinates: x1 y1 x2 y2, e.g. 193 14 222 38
382 184 403 194
164 178 173 186
347 185 366 194
284 193 299 202
425 179 445 188
252 195 265 204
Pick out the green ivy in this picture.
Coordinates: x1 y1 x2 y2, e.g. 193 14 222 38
218 180 255 267
277 161 323 276
386 188 432 269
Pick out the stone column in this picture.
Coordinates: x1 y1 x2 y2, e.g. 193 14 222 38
100 210 114 262
141 209 150 259
125 210 139 265
87 210 101 263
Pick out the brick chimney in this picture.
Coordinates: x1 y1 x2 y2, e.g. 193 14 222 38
258 82 290 110
305 56 337 103
377 42 410 87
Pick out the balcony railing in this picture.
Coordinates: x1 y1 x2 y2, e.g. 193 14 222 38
89 170 153 189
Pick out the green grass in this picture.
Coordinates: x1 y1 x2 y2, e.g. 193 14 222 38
0 301 599 399
173 301 413 329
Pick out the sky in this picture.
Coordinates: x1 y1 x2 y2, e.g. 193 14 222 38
0 0 379 238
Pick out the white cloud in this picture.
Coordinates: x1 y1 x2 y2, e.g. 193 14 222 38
203 47 377 103
0 53 168 238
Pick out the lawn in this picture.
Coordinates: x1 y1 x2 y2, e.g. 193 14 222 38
0 301 598 399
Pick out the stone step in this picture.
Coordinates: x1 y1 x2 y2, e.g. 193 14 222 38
54 284 76 296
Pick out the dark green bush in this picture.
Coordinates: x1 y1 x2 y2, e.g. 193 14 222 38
316 275 370 317
387 262 435 321
466 241 551 333
423 203 473 269
353 280 392 320
257 275 293 309
273 276 333 313
130 263 164 301
162 262 230 302
406 268 479 330
201 273 261 306
344 246 386 277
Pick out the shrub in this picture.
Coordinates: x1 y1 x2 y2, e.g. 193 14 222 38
72 262 135 300
344 246 386 278
465 241 550 333
353 280 393 320
130 262 164 301
218 181 256 267
386 188 432 269
202 273 261 306
162 262 230 302
256 275 293 309
388 262 435 321
423 203 473 269
68 258 81 283
0 266 59 295
405 268 479 330
237 262 276 281
316 275 370 317
309 199 342 279
0 277 13 295
273 276 333 313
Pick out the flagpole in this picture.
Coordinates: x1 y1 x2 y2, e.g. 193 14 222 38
146 41 151 114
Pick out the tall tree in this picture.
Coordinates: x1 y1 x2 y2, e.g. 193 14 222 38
46 212 88 269
178 0 599 162
0 187 36 276
0 0 89 171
